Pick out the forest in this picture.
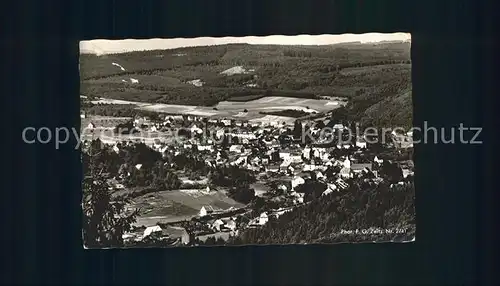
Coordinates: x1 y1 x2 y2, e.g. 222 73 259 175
80 41 412 128
228 179 415 245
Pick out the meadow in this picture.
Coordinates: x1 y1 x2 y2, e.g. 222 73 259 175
80 41 412 128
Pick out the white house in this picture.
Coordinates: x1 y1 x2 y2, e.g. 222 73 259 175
374 156 383 165
316 171 325 180
335 178 349 189
291 176 305 190
215 128 225 138
225 219 237 231
190 124 203 134
402 169 413 178
212 219 224 231
199 206 214 217
135 164 143 170
229 145 244 153
197 145 213 152
356 140 367 149
322 188 334 196
333 123 344 130
87 122 95 129
325 183 338 194
340 166 352 179
278 184 288 192
302 147 312 159
279 152 291 160
259 212 269 225
143 225 162 238
343 158 351 169
303 164 320 172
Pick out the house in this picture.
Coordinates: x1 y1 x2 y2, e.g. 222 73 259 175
333 123 345 130
229 145 244 153
190 124 203 134
143 225 162 238
267 164 280 173
135 164 143 170
291 176 305 190
339 167 352 179
278 184 288 192
294 196 304 204
224 219 237 231
231 156 248 166
114 183 125 189
180 229 190 245
313 149 321 158
335 178 349 189
259 212 269 225
199 206 215 217
279 152 291 160
221 119 231 127
302 147 312 159
316 171 325 180
402 168 414 178
303 164 317 172
356 139 367 149
215 129 225 138
351 163 373 174
212 219 224 231
80 112 86 119
112 145 120 154
197 145 214 152
343 158 351 168
203 186 212 194
374 156 383 165
87 122 95 129
280 160 291 169
322 185 336 196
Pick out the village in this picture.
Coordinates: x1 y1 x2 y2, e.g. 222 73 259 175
81 108 415 247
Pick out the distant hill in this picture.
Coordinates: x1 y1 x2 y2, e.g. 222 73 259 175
80 41 412 127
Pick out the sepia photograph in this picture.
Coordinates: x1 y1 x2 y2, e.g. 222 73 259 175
79 33 415 248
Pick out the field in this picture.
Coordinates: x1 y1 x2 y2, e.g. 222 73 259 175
127 189 245 227
80 41 412 128
88 95 346 121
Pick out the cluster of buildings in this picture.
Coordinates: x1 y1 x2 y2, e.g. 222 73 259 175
84 112 414 245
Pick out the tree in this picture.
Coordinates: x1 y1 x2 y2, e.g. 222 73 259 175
380 161 404 183
228 185 255 204
292 120 303 139
295 180 327 202
82 149 138 248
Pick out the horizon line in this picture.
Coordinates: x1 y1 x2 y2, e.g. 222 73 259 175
80 33 411 55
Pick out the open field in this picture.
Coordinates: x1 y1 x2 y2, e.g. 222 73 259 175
80 41 412 128
216 96 342 113
250 182 272 197
127 189 245 227
89 95 345 122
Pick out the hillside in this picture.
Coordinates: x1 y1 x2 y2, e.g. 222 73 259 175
80 41 412 127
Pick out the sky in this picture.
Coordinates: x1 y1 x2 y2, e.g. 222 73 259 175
80 33 411 55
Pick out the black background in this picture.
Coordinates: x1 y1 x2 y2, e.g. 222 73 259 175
2 0 497 284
